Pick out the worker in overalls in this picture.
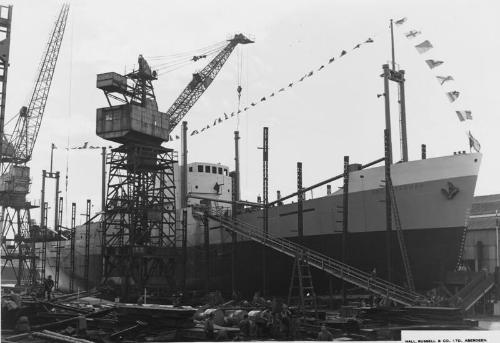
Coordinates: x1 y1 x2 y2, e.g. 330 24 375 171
44 275 54 301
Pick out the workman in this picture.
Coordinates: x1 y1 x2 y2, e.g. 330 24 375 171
317 324 334 341
204 312 215 340
44 275 54 301
238 313 250 337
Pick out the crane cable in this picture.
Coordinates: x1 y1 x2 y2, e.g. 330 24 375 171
236 46 243 130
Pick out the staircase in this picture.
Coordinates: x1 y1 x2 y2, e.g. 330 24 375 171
204 209 427 306
448 271 495 311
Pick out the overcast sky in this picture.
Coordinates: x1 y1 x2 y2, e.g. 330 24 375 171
4 0 500 226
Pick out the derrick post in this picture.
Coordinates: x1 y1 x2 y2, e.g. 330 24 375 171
384 129 393 283
297 162 303 238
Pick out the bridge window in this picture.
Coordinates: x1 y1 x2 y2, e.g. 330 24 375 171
205 165 210 173
212 166 217 174
189 167 193 172
198 165 203 172
218 167 222 174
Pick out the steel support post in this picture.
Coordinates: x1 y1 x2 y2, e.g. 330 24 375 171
382 64 393 165
69 202 76 292
342 156 349 305
54 196 63 289
262 127 269 295
297 162 303 238
84 199 91 291
384 129 393 283
203 214 210 293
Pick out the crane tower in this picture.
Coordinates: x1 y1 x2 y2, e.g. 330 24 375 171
0 4 69 287
98 34 253 298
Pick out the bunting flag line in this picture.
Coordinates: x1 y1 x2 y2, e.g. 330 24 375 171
456 111 472 122
436 75 454 85
415 40 433 54
166 34 377 140
468 131 481 152
398 17 479 150
425 59 444 69
446 91 460 103
69 142 113 150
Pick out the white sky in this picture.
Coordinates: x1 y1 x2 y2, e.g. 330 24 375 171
4 0 500 226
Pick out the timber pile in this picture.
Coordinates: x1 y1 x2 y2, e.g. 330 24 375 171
357 306 477 327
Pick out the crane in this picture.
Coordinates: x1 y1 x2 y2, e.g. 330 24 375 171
0 3 70 287
97 34 253 298
1 3 70 168
97 33 254 143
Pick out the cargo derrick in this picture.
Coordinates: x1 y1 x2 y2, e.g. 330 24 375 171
0 4 69 287
98 34 253 299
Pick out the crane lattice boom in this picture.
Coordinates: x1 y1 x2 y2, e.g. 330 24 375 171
4 4 69 165
166 33 253 131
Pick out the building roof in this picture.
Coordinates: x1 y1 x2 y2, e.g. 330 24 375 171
468 194 500 230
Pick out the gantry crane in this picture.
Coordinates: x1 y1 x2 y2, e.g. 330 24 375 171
97 34 253 299
0 4 70 286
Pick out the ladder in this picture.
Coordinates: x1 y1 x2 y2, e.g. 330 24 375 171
288 253 318 314
204 209 427 306
386 175 415 292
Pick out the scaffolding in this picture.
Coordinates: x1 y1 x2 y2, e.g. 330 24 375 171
102 144 178 299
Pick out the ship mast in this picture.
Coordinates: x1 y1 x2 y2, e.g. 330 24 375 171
383 19 408 163
390 19 396 72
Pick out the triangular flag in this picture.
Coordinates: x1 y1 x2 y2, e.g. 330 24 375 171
425 59 444 69
201 127 206 132
213 119 217 126
328 57 335 63
260 97 266 102
244 107 249 111
468 131 480 152
405 30 421 39
365 38 374 43
230 112 234 117
353 44 360 50
218 118 223 123
191 130 198 136
270 93 275 97
169 135 173 140
456 111 472 121
224 112 229 119
237 110 241 113
318 65 324 71
394 17 407 25
288 82 293 87
340 50 347 57
415 40 433 54
251 102 256 106
278 88 285 92
307 71 313 77
436 75 454 85
446 91 460 103
175 135 180 140
299 76 305 82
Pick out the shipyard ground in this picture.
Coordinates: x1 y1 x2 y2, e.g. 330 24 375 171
2 285 496 343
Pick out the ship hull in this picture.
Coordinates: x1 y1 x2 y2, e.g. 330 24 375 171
184 226 464 297
38 153 480 298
